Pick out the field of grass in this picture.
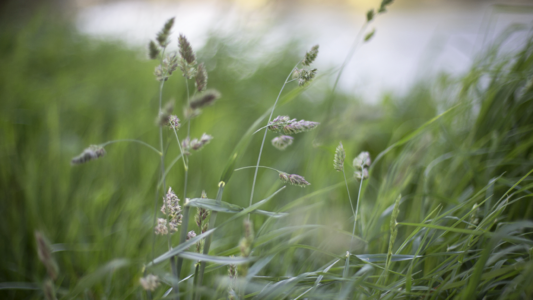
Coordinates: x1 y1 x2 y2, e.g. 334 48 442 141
1 7 533 300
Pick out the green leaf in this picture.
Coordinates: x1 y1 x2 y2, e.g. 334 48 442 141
186 198 288 218
148 229 216 267
178 252 254 265
354 254 422 263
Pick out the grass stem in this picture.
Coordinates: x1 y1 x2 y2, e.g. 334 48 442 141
248 63 298 219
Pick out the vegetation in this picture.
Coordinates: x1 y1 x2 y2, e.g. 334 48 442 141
1 5 533 300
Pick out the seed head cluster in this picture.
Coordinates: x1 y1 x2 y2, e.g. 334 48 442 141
353 151 371 180
139 274 160 291
156 101 174 126
268 115 319 135
71 145 106 165
334 142 345 172
168 115 181 130
195 63 208 92
178 34 197 79
182 133 213 153
293 44 319 86
156 17 174 47
189 90 220 110
302 45 319 66
35 232 59 280
271 135 294 150
279 172 310 187
187 230 197 241
239 220 254 257
156 187 182 235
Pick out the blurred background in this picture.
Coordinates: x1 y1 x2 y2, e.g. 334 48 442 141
1 0 533 298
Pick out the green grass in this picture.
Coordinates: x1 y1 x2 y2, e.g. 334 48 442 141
1 9 533 300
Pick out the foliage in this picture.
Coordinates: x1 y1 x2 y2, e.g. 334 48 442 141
1 10 533 300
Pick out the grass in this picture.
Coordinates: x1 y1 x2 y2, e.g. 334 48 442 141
1 5 533 300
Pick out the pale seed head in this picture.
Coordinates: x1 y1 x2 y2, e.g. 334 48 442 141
353 151 371 169
334 142 345 172
195 63 208 92
271 135 294 150
178 34 196 65
302 44 319 66
139 274 160 291
71 145 106 165
189 89 220 110
148 40 160 60
156 17 174 47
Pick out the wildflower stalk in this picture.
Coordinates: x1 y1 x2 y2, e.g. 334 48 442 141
175 78 192 296
184 78 191 200
248 63 299 218
194 182 225 300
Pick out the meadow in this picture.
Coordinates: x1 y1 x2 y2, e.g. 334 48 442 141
1 4 533 299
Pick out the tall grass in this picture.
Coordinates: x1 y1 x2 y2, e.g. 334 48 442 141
1 6 533 300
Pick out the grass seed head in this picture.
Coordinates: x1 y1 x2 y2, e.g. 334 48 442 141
228 258 238 279
239 220 254 257
195 62 208 92
271 135 294 150
139 274 160 291
268 115 292 133
296 68 317 86
186 230 197 241
178 34 196 65
148 40 160 59
154 65 167 81
156 17 174 47
156 101 174 126
35 232 59 280
168 115 181 130
353 151 371 169
43 279 56 300
189 89 220 110
378 0 394 13
355 168 369 180
279 172 310 187
334 142 345 172
178 56 198 79
190 133 213 151
302 44 319 66
71 145 106 165
154 218 169 235
283 119 320 135
366 9 375 22
364 29 376 42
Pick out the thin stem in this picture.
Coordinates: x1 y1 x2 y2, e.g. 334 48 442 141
158 80 167 196
172 127 188 171
342 168 356 217
184 77 191 201
248 64 298 219
176 77 192 299
156 153 184 190
235 166 284 173
351 174 364 247
99 139 161 155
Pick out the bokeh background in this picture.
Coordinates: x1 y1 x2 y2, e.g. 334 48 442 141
2 0 533 299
